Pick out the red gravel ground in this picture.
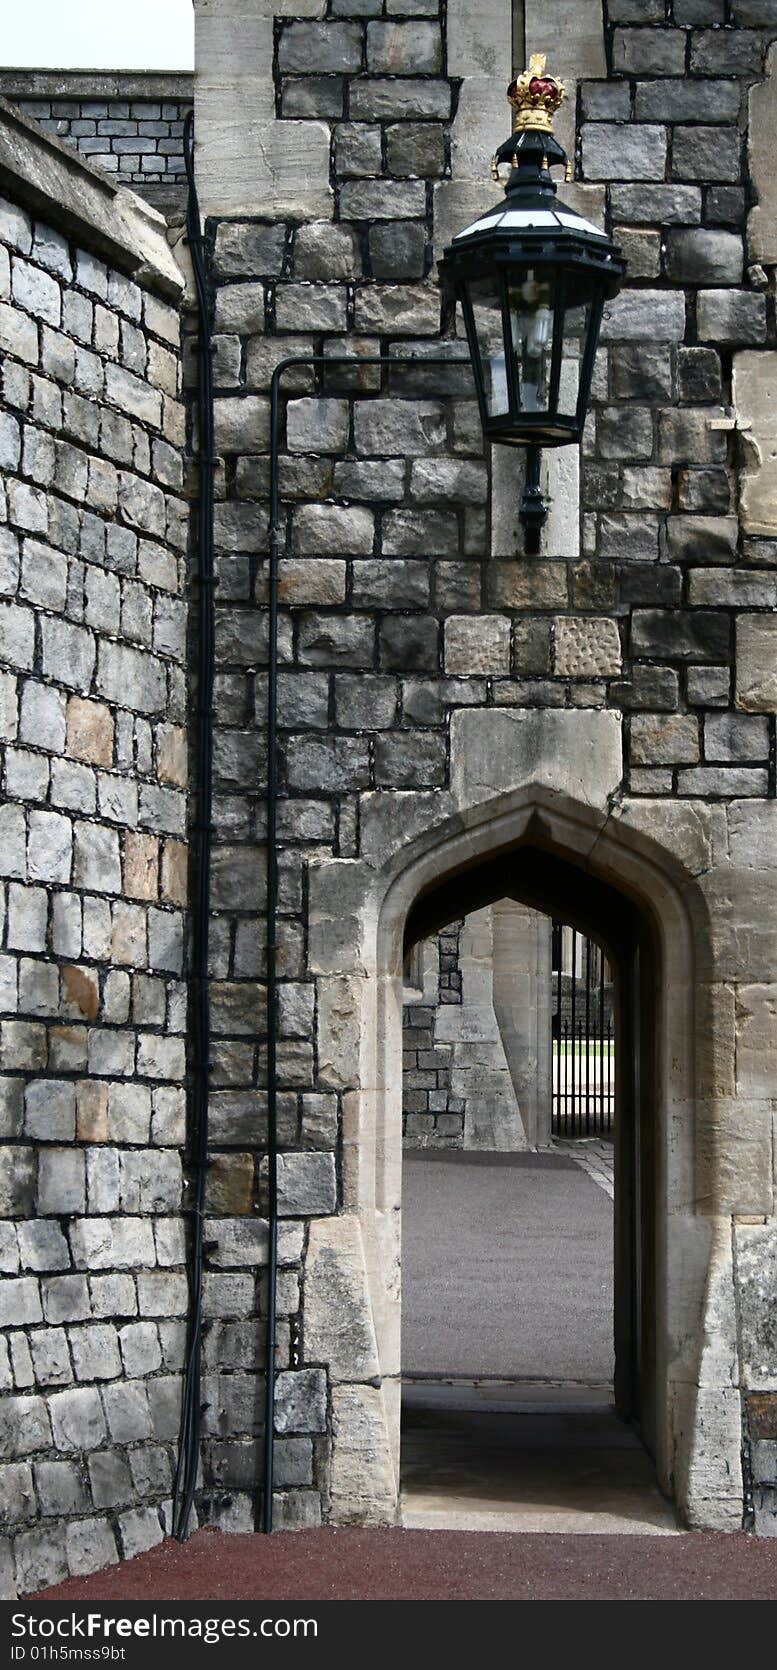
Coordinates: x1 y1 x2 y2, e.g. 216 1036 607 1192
33 1527 777 1603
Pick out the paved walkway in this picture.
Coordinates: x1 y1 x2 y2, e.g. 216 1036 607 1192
34 1526 777 1602
555 1137 615 1200
402 1149 614 1384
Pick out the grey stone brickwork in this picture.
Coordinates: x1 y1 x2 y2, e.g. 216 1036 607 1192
192 0 777 1539
578 8 777 800
1 0 776 1589
0 102 188 1594
0 74 193 216
402 924 464 1147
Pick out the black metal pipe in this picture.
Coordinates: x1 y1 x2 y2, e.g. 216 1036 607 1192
173 111 215 1543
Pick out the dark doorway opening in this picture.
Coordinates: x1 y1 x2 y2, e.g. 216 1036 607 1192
399 836 673 1531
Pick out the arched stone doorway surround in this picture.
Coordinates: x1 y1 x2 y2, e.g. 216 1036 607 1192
305 707 771 1532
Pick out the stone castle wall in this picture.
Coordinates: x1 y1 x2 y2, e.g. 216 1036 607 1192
0 101 188 1593
192 0 777 1537
0 74 193 216
0 0 776 1592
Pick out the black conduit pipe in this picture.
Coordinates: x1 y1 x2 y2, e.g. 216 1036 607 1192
173 112 215 1543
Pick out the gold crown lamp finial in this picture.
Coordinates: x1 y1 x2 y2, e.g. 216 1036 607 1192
507 52 566 135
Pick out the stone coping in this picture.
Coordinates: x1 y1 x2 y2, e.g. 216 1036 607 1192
0 96 183 298
0 69 193 100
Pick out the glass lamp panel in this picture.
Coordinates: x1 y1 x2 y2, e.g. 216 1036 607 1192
506 269 555 415
558 299 591 419
465 275 510 418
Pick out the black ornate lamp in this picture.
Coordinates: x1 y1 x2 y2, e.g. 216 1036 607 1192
439 55 626 550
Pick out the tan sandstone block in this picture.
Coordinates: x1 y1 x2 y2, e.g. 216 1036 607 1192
278 559 347 606
156 723 187 788
76 1080 108 1143
444 614 510 675
123 832 159 901
161 840 188 906
66 696 113 766
205 1154 255 1215
554 616 621 678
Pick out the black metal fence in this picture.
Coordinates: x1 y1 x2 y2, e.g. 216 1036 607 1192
551 924 614 1137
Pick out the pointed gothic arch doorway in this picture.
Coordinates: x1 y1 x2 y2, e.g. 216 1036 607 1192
400 839 657 1457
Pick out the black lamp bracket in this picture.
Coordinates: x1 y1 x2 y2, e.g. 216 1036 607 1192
521 444 546 555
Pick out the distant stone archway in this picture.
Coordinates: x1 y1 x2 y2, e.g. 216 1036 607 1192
307 707 756 1531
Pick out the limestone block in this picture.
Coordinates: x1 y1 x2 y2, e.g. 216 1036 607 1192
450 706 622 819
447 0 510 78
735 615 777 711
330 1383 397 1524
735 1224 777 1390
747 43 777 264
728 799 777 870
203 1216 303 1269
317 975 363 1091
276 1153 336 1216
695 1220 739 1392
307 857 373 974
303 1215 380 1381
610 798 728 879
736 985 777 1099
433 181 497 265
702 865 777 984
695 984 736 1101
680 1385 744 1531
733 353 777 536
358 790 457 869
193 4 332 217
695 1099 772 1216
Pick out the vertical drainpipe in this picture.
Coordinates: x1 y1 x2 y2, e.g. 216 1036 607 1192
173 111 215 1541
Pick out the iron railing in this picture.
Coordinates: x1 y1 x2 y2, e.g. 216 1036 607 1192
551 924 614 1137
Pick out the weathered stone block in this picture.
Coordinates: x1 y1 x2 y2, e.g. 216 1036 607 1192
735 615 777 710
349 78 451 122
354 284 440 336
609 183 701 227
293 502 374 556
601 290 686 342
366 20 440 73
274 1368 327 1434
612 25 687 74
278 21 363 73
697 290 767 345
66 1517 118 1578
554 617 621 678
213 222 287 280
582 123 667 181
444 615 509 675
369 221 426 281
330 1384 396 1524
275 284 348 334
49 1385 106 1451
293 222 360 281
